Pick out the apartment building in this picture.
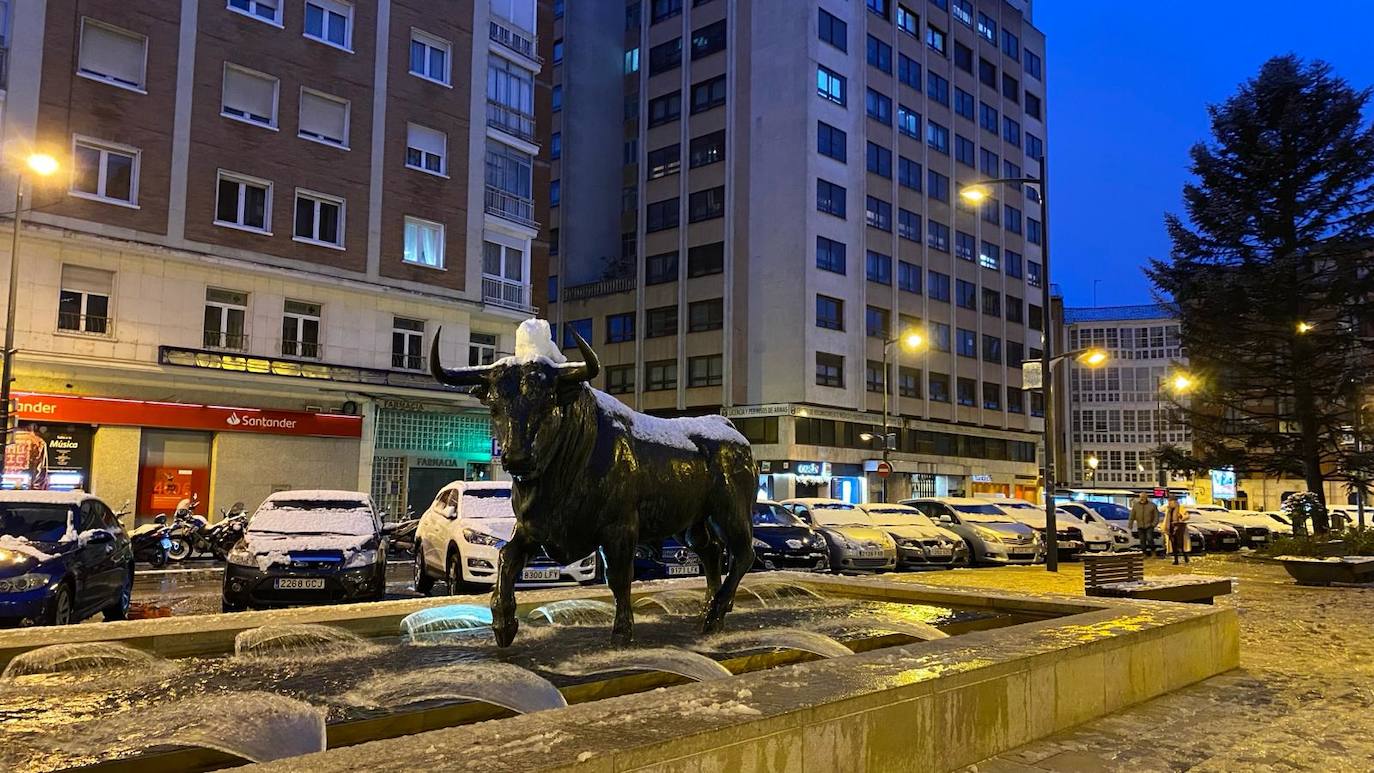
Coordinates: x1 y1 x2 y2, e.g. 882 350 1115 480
546 0 1047 502
0 0 545 521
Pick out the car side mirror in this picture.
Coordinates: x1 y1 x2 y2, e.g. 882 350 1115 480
87 529 114 544
937 514 953 523
444 505 458 520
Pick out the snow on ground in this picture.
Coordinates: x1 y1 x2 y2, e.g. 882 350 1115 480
1274 555 1374 564
1096 574 1235 591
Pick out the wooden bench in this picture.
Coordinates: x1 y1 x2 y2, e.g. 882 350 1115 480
1083 552 1233 605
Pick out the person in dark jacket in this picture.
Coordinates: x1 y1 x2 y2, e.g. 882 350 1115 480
1128 491 1161 556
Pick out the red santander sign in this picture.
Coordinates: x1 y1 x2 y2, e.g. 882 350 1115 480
14 393 362 438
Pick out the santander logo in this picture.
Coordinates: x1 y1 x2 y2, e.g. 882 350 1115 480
225 413 243 426
224 412 298 431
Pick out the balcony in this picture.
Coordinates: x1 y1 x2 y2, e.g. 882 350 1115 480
482 275 534 312
563 276 637 302
489 19 540 64
204 331 249 351
392 352 426 372
486 100 537 143
484 185 537 228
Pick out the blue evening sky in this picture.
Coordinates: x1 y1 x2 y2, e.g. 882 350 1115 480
1037 0 1374 308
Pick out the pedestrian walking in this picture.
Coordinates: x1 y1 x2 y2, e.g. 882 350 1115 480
1128 491 1161 557
1163 495 1190 565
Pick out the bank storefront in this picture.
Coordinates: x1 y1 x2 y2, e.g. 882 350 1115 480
369 400 499 520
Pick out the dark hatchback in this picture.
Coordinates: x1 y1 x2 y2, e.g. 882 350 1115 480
750 501 829 572
633 537 702 581
0 492 133 626
223 490 387 611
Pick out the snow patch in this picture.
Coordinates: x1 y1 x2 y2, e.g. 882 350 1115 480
1097 574 1235 591
0 534 56 562
592 389 747 452
1276 555 1374 565
512 319 568 364
673 696 763 718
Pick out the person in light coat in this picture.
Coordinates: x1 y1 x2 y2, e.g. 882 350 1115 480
1162 495 1190 565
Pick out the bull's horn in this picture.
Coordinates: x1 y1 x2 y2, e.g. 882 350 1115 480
558 328 601 384
430 327 489 387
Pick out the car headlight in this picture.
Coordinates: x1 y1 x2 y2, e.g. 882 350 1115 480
634 545 654 560
345 548 379 569
0 573 53 593
227 544 256 567
810 534 826 548
462 529 506 548
977 528 1004 543
752 538 770 549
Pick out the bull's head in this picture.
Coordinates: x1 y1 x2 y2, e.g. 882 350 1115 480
430 328 600 479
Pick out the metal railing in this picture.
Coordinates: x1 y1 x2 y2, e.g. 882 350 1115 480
56 313 111 336
488 19 541 63
482 275 532 311
204 331 249 351
562 276 637 302
486 100 537 143
281 339 321 359
484 186 537 228
392 353 425 371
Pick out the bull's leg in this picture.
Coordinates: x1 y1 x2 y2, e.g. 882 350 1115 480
702 504 755 635
602 533 637 645
689 522 724 610
491 534 530 647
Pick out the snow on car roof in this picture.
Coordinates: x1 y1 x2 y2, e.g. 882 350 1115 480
908 497 1000 506
858 503 918 512
781 498 854 508
439 480 511 494
263 489 370 503
0 491 96 506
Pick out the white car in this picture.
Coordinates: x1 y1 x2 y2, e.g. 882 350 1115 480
1192 505 1276 548
413 481 598 594
978 497 1115 555
1055 501 1143 550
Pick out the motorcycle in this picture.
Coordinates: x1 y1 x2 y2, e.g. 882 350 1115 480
166 497 248 562
129 509 174 567
165 496 205 562
385 506 419 557
199 503 249 561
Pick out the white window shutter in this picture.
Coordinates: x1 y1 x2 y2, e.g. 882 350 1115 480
406 124 446 157
224 66 277 120
80 21 146 86
61 265 115 295
300 91 346 141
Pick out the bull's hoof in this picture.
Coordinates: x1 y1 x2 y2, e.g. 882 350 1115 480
493 618 519 648
700 614 725 635
610 624 634 646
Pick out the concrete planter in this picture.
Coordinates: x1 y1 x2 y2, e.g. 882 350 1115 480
1278 557 1374 586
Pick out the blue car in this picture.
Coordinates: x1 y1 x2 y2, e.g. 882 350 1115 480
633 538 702 581
0 492 134 626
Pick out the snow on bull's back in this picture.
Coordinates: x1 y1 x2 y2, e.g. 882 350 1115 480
592 389 746 451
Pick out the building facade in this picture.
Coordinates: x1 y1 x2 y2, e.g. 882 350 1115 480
545 0 1047 502
0 0 545 522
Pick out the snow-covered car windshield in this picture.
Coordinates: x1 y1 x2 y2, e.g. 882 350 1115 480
460 489 514 519
752 504 804 527
0 504 71 542
951 504 1016 523
865 507 937 528
810 506 875 527
250 499 375 536
1083 502 1131 521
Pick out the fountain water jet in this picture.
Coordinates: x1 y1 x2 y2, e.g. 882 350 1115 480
815 619 950 641
549 646 733 682
400 604 493 641
234 623 370 658
2 642 167 679
696 628 853 659
633 589 704 616
526 599 617 626
342 662 567 714
738 580 824 604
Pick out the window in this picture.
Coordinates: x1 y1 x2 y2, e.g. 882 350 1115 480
897 5 918 35
607 313 636 343
953 41 973 73
627 1 640 28
403 217 445 268
1006 294 1023 323
927 220 950 253
817 179 846 218
955 231 975 261
956 328 976 357
646 306 678 338
866 251 892 285
689 186 725 222
647 144 681 179
606 365 635 394
898 157 922 191
650 38 682 75
410 30 450 84
221 64 278 127
816 295 843 330
817 121 847 162
468 331 497 366
689 298 724 332
1027 218 1043 246
817 66 846 105
930 372 951 402
689 242 724 276
1029 304 1043 331
689 355 724 387
1002 29 1019 60
898 54 920 90
867 35 892 74
1007 386 1025 414
926 25 946 55
982 334 1002 364
1003 116 1021 148
897 105 920 138
930 321 951 352
624 47 640 73
652 0 682 23
551 180 561 207
1025 50 1042 80
816 352 844 388
957 377 976 406
297 89 349 148
1026 92 1042 120
952 0 972 25
1028 260 1043 288
552 86 562 111
205 289 249 350
976 12 995 41
1002 73 1020 103
689 131 725 168
866 89 892 125
690 75 726 113
954 134 975 167
977 288 1000 318
956 279 976 309
927 170 949 201
865 360 887 393
646 197 680 232
215 171 271 232
1007 339 1024 366
898 261 921 293
282 300 321 358
71 137 139 206
293 190 344 247
954 87 974 119
304 0 352 49
899 366 921 398
927 72 949 106
979 57 997 88
550 132 561 159
866 197 891 232
983 382 1002 410
1005 160 1023 190
646 251 679 284
867 0 890 19
648 91 682 127
78 19 147 90
981 199 1001 228
979 102 998 133
57 265 113 335
228 0 282 24
979 148 1000 179
867 142 892 178
645 360 677 391
691 19 726 59
816 236 846 274
897 208 920 240
818 9 847 51
1006 251 1023 279
1005 205 1022 234
1027 133 1044 160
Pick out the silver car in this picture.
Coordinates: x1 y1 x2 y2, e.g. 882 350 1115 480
780 499 898 572
902 498 1044 565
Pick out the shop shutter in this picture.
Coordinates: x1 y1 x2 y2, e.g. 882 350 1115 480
79 20 147 87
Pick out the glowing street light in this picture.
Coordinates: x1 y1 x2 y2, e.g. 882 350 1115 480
958 185 990 204
1296 321 1315 334
1169 372 1195 393
901 331 925 351
1077 348 1109 367
26 154 59 177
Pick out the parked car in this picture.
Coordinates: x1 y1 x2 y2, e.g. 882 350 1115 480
223 490 387 611
1185 508 1242 552
1261 511 1296 534
856 503 969 568
0 491 133 626
902 498 1043 565
979 497 1115 557
780 499 897 572
1191 505 1275 548
413 481 598 594
1055 501 1138 550
750 501 829 572
634 537 702 580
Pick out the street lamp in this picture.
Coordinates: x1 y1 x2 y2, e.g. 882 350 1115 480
872 329 927 503
2 153 60 463
960 159 1057 568
1296 321 1315 334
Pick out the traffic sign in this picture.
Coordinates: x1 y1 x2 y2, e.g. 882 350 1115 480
876 461 893 478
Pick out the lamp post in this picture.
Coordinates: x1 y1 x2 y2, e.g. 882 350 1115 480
863 330 926 503
1157 371 1195 489
2 154 60 465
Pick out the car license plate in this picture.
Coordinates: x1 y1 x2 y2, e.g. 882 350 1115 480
521 568 561 581
668 564 699 576
1010 549 1036 557
1223 538 1237 543
857 548 884 559
274 578 325 590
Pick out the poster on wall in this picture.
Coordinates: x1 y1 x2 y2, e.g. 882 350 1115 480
147 468 198 511
2 423 94 491
1210 468 1237 500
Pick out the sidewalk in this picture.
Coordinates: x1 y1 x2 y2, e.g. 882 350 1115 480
892 554 1374 771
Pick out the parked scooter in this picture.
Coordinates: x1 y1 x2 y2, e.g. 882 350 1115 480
165 495 205 562
200 502 249 561
128 505 174 567
385 506 419 557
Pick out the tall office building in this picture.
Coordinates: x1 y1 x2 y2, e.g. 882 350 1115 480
0 0 545 520
546 0 1047 502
